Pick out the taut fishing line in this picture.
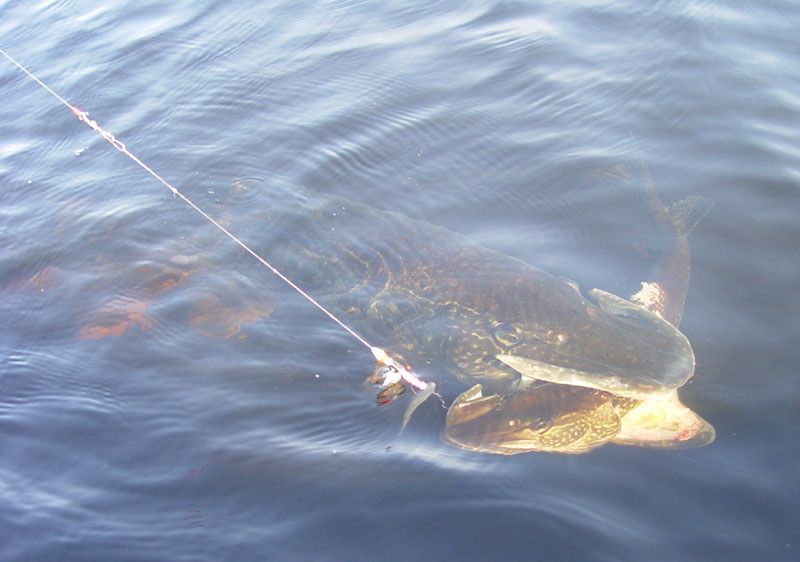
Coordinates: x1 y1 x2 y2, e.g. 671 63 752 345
0 48 436 404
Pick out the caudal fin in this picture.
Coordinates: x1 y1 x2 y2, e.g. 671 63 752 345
666 195 714 237
628 133 713 236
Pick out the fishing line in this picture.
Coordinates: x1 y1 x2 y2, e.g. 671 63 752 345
0 48 431 392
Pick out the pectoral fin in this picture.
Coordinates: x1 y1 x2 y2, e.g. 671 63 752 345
400 382 436 433
445 384 501 424
495 354 659 399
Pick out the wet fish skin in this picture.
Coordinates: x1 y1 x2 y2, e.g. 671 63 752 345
256 190 695 400
442 383 639 455
441 162 715 454
231 183 709 453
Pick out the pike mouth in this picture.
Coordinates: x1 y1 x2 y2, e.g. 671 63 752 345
613 392 716 448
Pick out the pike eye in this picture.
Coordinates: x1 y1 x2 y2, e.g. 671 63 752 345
492 322 521 348
529 418 553 433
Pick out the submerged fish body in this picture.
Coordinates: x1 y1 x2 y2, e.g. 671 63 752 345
442 383 639 454
207 173 709 455
443 381 714 454
253 190 695 403
440 159 715 454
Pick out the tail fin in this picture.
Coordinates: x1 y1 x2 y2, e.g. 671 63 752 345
625 135 713 327
666 196 714 237
627 133 713 236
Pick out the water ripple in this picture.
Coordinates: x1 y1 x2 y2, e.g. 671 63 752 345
2 0 799 560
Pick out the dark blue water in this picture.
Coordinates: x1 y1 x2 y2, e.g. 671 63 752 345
2 1 799 560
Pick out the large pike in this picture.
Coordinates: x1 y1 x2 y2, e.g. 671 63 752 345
442 159 715 453
239 168 710 454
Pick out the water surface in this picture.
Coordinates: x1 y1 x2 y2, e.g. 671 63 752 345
1 1 799 560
